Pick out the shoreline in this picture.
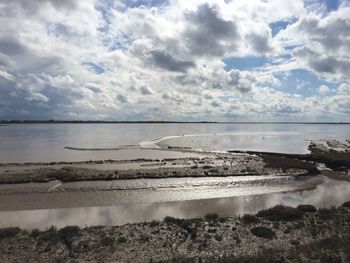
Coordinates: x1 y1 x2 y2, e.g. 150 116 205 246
0 140 349 261
1 203 349 262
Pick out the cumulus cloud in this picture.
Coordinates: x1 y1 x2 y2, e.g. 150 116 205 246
150 51 195 72
277 7 350 80
318 85 330 95
0 0 349 121
337 83 350 94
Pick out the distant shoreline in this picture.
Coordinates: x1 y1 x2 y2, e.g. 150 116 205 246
1 120 350 124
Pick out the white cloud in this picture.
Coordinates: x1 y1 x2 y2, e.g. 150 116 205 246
0 0 349 121
337 83 350 94
318 85 330 95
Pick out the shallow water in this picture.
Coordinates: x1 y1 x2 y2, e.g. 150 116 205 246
1 123 350 162
0 175 318 209
0 176 349 229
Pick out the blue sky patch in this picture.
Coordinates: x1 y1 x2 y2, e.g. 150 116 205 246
270 20 294 37
325 0 339 12
223 56 269 71
84 63 106 74
275 69 337 96
124 0 169 8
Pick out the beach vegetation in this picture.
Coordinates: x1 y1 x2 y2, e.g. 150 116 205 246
297 204 317 213
117 236 127 243
250 227 275 239
0 227 21 239
205 213 219 221
256 205 303 221
242 214 259 224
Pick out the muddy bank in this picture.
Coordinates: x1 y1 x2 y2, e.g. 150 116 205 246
1 139 349 185
229 140 350 179
0 152 318 184
1 203 349 262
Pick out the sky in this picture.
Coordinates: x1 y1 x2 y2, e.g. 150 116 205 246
0 0 349 121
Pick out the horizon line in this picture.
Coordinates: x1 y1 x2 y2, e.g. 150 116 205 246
1 120 350 124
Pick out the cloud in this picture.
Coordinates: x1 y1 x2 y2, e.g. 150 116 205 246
318 85 330 95
116 94 128 103
277 7 350 80
0 0 349 121
337 83 350 94
182 3 239 57
228 70 256 93
140 85 154 95
150 51 195 72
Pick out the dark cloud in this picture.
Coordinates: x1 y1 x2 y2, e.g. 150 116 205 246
150 51 195 72
10 0 78 15
0 37 27 55
183 3 239 57
294 47 350 78
228 70 255 93
297 15 350 54
246 32 274 54
117 94 128 103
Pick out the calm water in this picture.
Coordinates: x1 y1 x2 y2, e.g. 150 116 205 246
0 123 349 229
1 123 349 162
0 176 349 229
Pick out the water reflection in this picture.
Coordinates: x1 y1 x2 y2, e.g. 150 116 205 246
0 176 349 229
1 123 350 162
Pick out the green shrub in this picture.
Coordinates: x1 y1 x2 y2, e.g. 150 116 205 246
290 240 301 246
149 220 159 227
163 216 201 236
39 226 59 242
205 213 219 221
208 228 217 233
218 217 226 223
117 236 127 243
242 214 259 224
297 204 317 213
0 227 21 239
342 201 350 208
214 234 222 241
318 208 334 220
250 227 275 239
30 229 41 238
101 236 115 246
58 226 80 239
256 205 303 221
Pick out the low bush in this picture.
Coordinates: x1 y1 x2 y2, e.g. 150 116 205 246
290 240 301 246
149 220 159 227
256 205 303 221
242 214 259 224
101 236 115 246
250 227 275 239
297 204 317 213
39 226 59 243
205 213 219 221
117 236 127 243
30 229 41 238
214 234 222 241
58 226 80 239
318 208 335 220
164 216 202 237
0 227 21 239
342 201 350 208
